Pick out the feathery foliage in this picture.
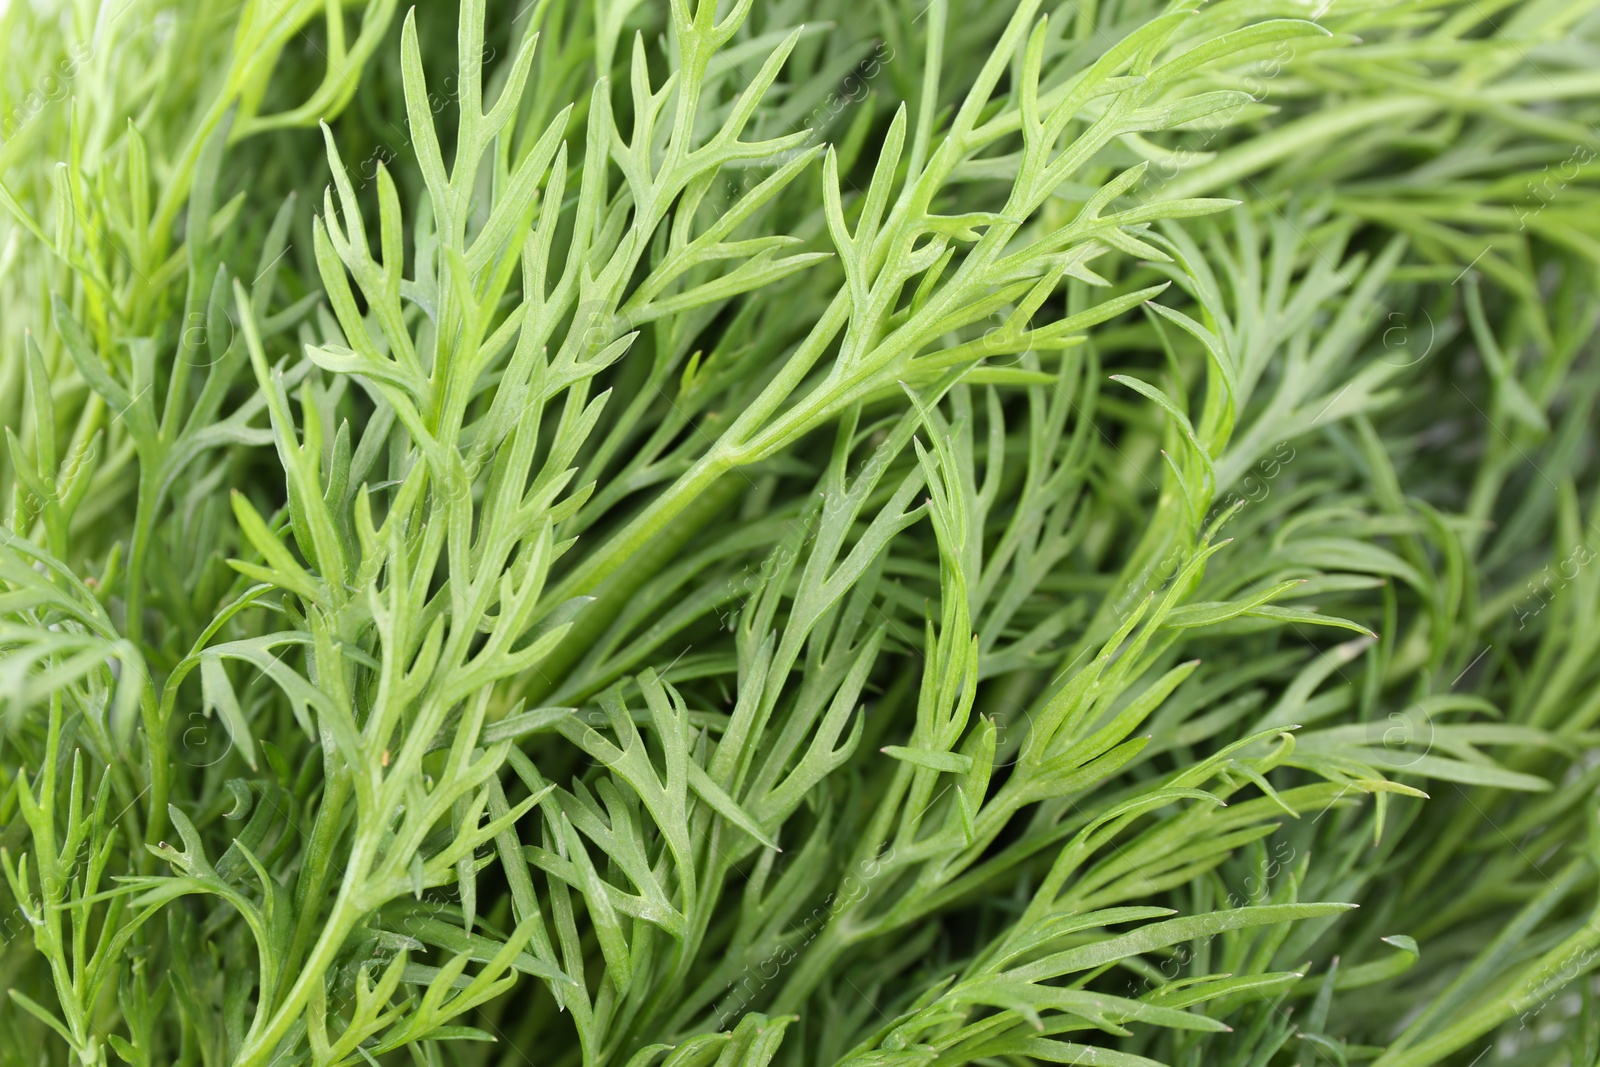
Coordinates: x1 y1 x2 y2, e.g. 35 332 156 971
3 0 1600 1065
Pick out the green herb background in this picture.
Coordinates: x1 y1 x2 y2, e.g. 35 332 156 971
2 0 1599 1064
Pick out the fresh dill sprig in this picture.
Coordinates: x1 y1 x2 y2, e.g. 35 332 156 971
3 1 1599 1065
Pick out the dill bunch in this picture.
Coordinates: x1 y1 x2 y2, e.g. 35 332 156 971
2 1 1599 1065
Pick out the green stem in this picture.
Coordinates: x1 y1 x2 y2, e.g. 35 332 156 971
522 463 746 704
140 687 168 852
529 293 852 638
123 472 159 651
1164 97 1424 200
285 769 354 978
235 894 364 1067
238 800 376 1067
